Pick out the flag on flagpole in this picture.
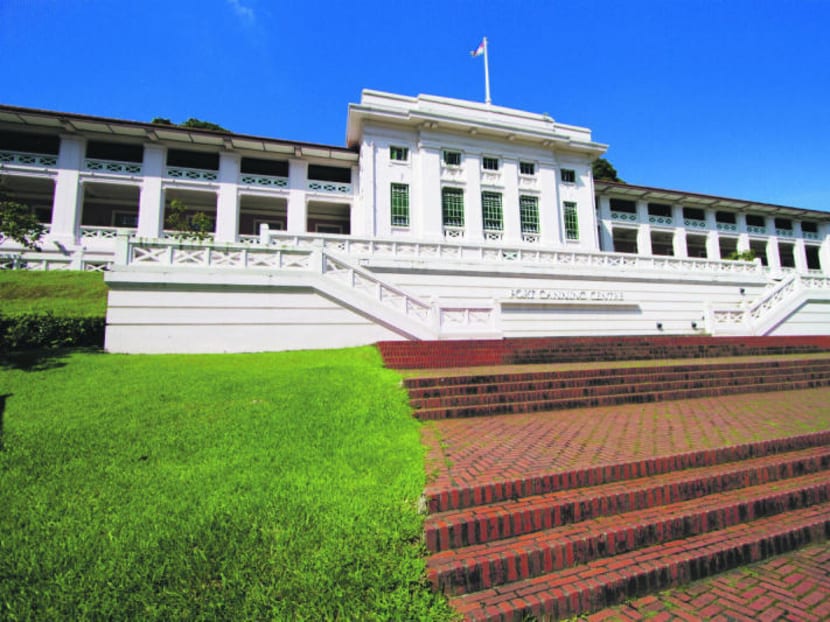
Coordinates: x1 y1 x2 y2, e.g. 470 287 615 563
469 37 491 104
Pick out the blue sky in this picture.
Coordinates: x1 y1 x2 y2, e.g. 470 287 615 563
2 0 828 212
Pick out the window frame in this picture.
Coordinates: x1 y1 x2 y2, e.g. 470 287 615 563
481 191 503 232
441 187 465 227
389 145 409 162
482 156 500 171
390 183 410 227
519 161 536 176
560 168 576 183
563 201 579 240
442 150 462 167
519 195 540 233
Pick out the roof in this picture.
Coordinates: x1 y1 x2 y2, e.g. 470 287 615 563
0 104 359 162
594 180 830 221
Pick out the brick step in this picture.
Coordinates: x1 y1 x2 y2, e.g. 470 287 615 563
429 472 830 595
428 431 830 513
414 376 830 419
378 336 830 369
409 367 830 410
426 445 830 552
448 503 830 621
404 358 830 396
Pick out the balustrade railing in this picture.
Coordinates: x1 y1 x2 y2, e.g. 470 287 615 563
81 226 136 240
240 174 288 188
166 166 218 182
307 180 352 194
262 229 763 276
0 150 58 167
85 159 142 175
611 211 638 223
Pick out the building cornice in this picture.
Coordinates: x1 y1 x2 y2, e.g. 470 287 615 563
595 180 830 221
0 104 359 161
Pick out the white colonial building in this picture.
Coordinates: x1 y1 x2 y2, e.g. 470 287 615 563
1 91 829 353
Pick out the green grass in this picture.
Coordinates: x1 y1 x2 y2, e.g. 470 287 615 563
0 347 455 621
0 271 108 317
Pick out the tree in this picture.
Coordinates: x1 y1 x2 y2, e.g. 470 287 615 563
180 118 228 132
0 200 45 250
151 117 173 125
592 157 622 182
164 199 212 241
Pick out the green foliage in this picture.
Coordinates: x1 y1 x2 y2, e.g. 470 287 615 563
0 312 105 351
593 157 622 182
0 348 455 620
150 117 173 125
164 199 213 241
726 249 757 262
0 201 46 250
0 271 108 318
180 118 229 132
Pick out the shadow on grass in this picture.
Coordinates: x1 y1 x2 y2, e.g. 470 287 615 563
0 347 102 372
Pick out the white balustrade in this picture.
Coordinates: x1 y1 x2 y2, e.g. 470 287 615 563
307 180 352 194
85 159 142 175
611 211 638 223
166 166 218 182
240 174 288 188
0 150 58 167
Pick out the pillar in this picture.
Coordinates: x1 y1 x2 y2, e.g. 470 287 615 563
287 159 308 234
214 152 241 243
137 144 165 238
49 135 85 244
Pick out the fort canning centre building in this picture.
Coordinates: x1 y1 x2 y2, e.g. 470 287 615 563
1 90 829 353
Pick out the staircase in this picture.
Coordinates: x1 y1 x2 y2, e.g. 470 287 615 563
406 355 830 420
381 336 830 620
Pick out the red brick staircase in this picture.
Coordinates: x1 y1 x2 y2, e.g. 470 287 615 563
379 336 830 621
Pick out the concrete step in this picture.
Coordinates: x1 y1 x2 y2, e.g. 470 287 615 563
448 503 830 621
426 445 830 553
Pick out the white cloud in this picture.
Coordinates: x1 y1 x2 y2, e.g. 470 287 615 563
227 0 255 22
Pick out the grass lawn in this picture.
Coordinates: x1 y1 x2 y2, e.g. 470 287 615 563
0 271 108 317
0 347 455 621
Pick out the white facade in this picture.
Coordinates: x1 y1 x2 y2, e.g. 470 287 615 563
1 92 829 353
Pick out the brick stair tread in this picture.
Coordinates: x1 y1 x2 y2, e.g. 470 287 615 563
426 445 830 552
405 358 830 392
428 472 830 593
414 377 830 418
426 431 830 512
448 503 830 621
410 369 830 408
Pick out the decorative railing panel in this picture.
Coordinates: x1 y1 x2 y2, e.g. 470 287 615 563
81 226 136 240
716 222 738 232
85 159 142 175
684 218 707 229
0 150 58 167
307 180 352 194
166 166 218 182
240 174 288 188
611 211 638 223
648 215 673 225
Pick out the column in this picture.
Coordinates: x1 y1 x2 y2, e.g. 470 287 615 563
597 196 614 252
672 204 688 257
792 222 808 273
538 164 560 246
705 209 720 259
765 217 782 272
501 158 521 245
137 144 165 238
49 135 86 245
349 162 364 237
819 223 830 275
214 152 241 243
736 213 750 253
464 153 483 242
416 145 442 240
635 201 651 255
286 159 308 234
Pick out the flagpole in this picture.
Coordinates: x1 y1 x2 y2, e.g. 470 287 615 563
483 37 491 105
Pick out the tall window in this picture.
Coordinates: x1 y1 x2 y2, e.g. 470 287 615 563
519 195 539 233
390 183 409 227
482 157 500 171
561 169 576 183
564 202 579 240
442 187 464 227
389 146 408 162
481 192 503 231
